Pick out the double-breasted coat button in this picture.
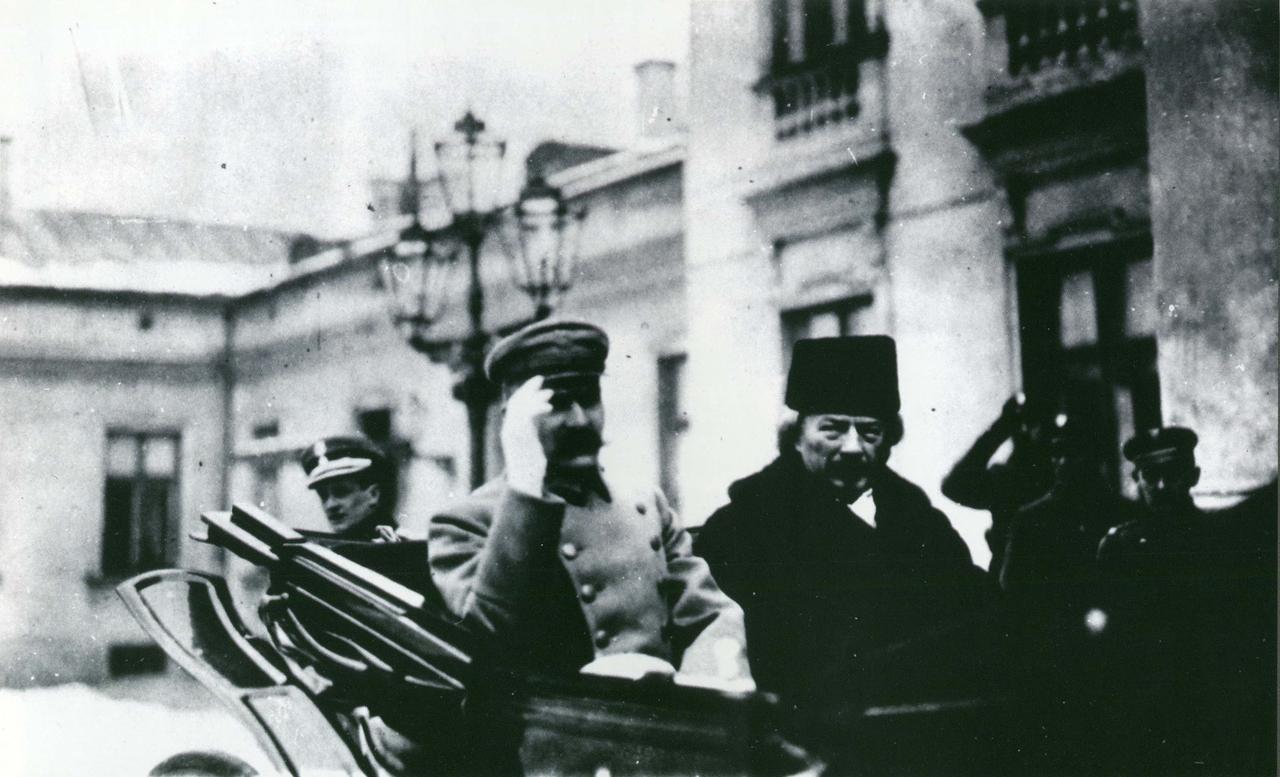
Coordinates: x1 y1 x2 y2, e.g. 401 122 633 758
580 583 597 603
635 502 647 515
594 629 611 648
650 536 661 551
560 542 579 560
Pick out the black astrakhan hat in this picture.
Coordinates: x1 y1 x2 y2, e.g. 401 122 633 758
1122 426 1198 466
301 435 389 489
484 318 609 385
785 335 901 417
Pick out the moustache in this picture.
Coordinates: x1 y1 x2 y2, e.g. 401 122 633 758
551 428 604 457
826 456 869 479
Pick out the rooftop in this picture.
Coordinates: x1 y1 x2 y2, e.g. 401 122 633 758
0 209 308 297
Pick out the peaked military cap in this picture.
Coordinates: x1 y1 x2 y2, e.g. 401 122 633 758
301 435 388 489
484 318 609 385
1122 426 1198 466
785 335 901 417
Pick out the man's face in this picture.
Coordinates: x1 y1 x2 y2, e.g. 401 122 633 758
1133 457 1199 516
535 376 605 473
795 413 894 499
314 476 381 534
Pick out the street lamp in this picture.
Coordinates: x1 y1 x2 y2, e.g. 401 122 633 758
502 176 586 320
381 111 585 489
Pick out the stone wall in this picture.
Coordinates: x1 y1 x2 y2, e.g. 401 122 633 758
1141 0 1279 501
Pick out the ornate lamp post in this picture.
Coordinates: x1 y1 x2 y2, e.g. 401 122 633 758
381 111 585 489
503 175 585 320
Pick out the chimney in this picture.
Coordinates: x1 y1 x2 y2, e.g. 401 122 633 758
635 60 680 138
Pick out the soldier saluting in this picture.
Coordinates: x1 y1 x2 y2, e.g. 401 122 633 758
428 319 752 687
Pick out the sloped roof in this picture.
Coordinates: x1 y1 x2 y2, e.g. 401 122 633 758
548 135 683 199
0 209 304 296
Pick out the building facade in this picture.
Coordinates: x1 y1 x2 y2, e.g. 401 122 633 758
1 0 1275 691
680 0 1277 556
0 88 687 686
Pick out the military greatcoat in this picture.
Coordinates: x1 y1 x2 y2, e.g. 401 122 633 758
428 475 751 681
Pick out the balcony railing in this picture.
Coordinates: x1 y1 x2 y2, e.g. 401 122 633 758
758 32 887 142
993 0 1141 77
770 61 861 140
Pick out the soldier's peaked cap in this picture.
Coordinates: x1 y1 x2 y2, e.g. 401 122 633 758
301 435 389 489
484 318 609 384
1123 426 1198 466
786 335 900 417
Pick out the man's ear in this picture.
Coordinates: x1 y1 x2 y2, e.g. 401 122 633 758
887 414 904 446
366 483 382 503
786 414 805 453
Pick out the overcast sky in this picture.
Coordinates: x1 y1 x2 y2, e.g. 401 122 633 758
0 0 689 238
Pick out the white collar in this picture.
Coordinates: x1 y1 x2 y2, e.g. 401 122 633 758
847 489 877 529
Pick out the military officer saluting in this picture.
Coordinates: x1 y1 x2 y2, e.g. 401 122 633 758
301 435 400 541
428 319 752 687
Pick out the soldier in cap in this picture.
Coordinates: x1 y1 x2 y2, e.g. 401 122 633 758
300 435 398 540
997 413 1122 598
427 319 752 688
695 336 985 748
942 393 1055 575
1096 426 1204 568
1090 428 1248 771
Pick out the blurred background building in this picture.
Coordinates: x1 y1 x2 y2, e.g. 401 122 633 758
0 0 1274 701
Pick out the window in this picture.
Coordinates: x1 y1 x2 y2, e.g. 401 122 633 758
764 0 885 138
108 643 166 677
657 354 689 510
1017 245 1160 494
102 432 180 578
357 407 393 444
356 405 404 507
251 420 279 440
781 296 874 358
771 0 867 72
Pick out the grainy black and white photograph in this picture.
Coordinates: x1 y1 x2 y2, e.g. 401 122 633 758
0 0 1275 775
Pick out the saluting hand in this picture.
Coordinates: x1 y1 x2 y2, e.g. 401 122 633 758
501 375 552 497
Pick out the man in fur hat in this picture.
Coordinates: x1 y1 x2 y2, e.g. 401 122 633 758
696 336 985 744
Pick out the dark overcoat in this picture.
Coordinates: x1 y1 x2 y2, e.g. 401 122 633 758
694 453 985 718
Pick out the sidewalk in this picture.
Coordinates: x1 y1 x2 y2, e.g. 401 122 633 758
0 674 275 776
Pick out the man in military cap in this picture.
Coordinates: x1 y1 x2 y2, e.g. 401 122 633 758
695 336 986 747
942 393 1055 575
301 435 399 540
427 319 752 688
998 413 1120 598
1090 427 1248 772
1096 426 1204 567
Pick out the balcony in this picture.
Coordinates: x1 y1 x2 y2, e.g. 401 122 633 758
767 55 861 140
978 0 1143 112
963 0 1148 183
756 33 887 142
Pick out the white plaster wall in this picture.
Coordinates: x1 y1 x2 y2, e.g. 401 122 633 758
683 0 786 525
682 0 1014 565
0 297 227 685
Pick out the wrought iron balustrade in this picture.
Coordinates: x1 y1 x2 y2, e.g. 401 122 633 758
993 0 1141 77
769 58 862 140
